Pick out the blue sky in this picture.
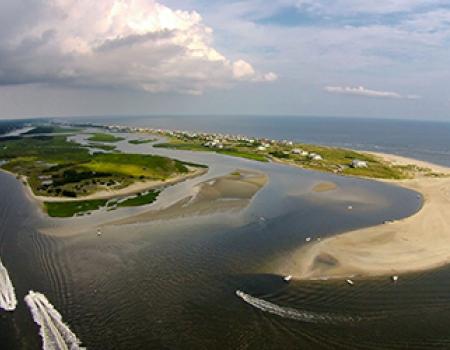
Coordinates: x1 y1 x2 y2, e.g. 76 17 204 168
0 0 450 120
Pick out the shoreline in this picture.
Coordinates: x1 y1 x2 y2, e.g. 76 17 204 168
0 166 207 203
281 153 450 280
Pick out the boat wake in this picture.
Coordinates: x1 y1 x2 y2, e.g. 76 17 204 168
0 258 17 311
25 291 85 350
236 290 361 324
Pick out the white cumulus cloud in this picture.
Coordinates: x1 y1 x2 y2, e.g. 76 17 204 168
0 0 276 94
324 86 420 100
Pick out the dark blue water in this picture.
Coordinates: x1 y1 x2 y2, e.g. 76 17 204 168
61 115 450 167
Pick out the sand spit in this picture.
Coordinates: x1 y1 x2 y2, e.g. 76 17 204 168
286 156 450 280
108 169 268 225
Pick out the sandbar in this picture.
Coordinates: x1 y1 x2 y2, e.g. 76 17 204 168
282 153 450 280
108 169 268 225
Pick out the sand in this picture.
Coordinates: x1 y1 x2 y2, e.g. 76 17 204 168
284 154 450 280
312 182 337 193
108 169 268 225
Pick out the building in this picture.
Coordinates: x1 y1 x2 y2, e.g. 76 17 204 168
351 159 368 168
309 153 323 161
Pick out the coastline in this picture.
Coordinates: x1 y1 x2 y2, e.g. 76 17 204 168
281 153 450 280
0 166 207 203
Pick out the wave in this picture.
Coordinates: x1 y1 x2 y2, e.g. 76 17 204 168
0 258 17 311
25 291 86 350
236 290 361 324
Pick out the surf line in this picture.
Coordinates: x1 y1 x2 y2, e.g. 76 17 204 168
0 257 17 311
25 290 86 350
236 290 363 324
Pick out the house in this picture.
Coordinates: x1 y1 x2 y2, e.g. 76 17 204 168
291 148 303 154
351 159 368 168
309 153 323 161
257 146 267 151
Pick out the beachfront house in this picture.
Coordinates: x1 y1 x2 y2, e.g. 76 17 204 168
257 146 267 151
309 153 323 161
351 159 368 168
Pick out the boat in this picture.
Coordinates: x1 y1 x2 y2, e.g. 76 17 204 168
346 279 354 286
305 237 311 242
283 275 292 282
391 275 399 282
97 229 102 236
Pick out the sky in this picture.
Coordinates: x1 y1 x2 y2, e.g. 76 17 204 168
1 0 450 120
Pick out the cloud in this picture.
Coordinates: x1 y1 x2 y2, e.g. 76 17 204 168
324 86 420 99
293 0 448 15
0 0 276 94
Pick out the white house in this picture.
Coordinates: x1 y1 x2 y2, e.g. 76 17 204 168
351 159 368 168
257 146 267 151
309 153 323 161
291 148 303 154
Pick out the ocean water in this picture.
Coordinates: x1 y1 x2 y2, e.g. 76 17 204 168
63 115 450 167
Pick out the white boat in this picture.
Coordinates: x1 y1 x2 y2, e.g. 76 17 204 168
347 205 353 210
305 237 311 242
391 275 399 282
346 279 354 286
96 229 102 236
283 275 292 282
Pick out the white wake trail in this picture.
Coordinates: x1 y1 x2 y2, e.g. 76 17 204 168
25 291 86 350
0 258 17 311
236 290 361 324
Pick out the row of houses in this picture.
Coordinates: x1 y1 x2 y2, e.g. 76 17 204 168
69 123 375 168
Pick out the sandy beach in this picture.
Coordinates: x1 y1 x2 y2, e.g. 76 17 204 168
283 153 450 280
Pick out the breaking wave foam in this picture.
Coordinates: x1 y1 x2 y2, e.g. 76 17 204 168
25 291 86 350
236 290 361 324
0 258 17 311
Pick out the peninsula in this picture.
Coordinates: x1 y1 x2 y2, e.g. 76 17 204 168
0 124 207 217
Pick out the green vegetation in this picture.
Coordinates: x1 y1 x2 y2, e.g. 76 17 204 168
291 144 408 179
88 143 117 151
155 136 408 179
44 199 107 217
154 142 269 162
25 126 81 134
0 135 193 199
88 133 124 143
82 153 188 179
116 190 160 208
44 190 161 217
129 139 156 145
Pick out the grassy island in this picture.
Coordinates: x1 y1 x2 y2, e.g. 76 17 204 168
128 139 156 145
88 133 125 143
